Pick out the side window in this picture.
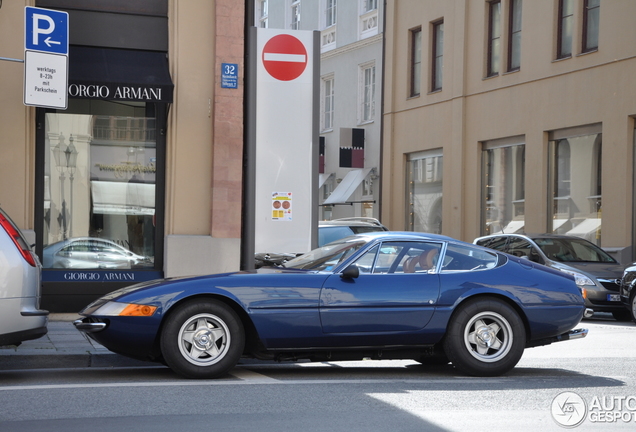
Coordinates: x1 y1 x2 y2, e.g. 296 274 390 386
355 241 442 274
476 236 508 251
354 245 378 274
507 237 543 264
441 243 498 272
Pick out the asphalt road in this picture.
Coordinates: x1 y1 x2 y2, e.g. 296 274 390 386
0 316 634 432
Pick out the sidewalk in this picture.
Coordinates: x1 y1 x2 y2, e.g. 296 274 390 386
0 314 154 370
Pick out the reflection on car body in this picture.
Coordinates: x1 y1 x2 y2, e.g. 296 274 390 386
43 237 152 269
76 231 587 379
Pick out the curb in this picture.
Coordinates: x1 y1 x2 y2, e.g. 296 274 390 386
0 352 159 370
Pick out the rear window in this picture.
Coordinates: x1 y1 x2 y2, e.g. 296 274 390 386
318 226 354 246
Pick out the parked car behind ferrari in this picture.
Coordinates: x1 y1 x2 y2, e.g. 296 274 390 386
620 263 636 323
475 233 628 321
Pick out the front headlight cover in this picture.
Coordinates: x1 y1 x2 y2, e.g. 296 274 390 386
559 268 596 287
93 301 157 317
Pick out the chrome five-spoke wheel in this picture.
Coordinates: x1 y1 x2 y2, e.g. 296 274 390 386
464 311 513 363
161 299 244 379
178 313 230 367
444 297 525 377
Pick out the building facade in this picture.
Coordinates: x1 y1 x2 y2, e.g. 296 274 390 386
382 0 635 263
0 0 244 311
257 0 384 221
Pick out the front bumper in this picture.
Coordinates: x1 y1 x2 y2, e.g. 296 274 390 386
74 318 106 333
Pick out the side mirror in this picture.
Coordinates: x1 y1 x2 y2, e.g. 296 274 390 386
340 265 359 279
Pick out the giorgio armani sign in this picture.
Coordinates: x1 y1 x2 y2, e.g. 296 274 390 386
68 84 167 102
68 46 174 103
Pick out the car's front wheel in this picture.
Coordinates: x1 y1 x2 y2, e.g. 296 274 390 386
443 297 525 377
630 293 636 324
160 299 245 379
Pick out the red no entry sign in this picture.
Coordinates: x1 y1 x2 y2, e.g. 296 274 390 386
262 34 308 81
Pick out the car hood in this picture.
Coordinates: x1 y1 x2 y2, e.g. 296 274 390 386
549 261 623 279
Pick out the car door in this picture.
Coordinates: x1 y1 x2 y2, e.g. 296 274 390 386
319 241 442 334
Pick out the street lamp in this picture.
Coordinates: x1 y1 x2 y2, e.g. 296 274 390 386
52 133 79 239
66 136 78 237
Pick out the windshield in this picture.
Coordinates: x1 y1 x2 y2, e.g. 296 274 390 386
283 237 368 271
533 237 617 263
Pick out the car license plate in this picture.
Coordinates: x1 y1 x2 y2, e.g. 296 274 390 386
607 294 621 302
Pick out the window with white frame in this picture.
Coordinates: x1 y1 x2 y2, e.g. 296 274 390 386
359 0 379 39
257 0 268 28
360 63 375 123
321 0 337 51
325 0 336 27
291 0 301 30
362 0 378 13
321 75 335 131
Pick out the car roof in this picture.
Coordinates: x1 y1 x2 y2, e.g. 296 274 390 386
344 231 456 243
476 233 594 242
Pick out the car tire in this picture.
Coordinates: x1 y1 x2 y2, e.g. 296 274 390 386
630 293 636 325
611 310 632 322
443 297 526 377
160 299 245 379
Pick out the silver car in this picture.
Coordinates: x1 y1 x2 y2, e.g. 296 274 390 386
474 233 628 321
0 207 48 346
43 237 152 269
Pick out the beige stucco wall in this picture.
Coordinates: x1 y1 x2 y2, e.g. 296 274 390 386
0 0 36 236
383 0 635 257
165 0 244 276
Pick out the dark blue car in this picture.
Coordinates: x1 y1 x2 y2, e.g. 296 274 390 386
74 232 587 378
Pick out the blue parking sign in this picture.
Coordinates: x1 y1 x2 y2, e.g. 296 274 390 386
25 7 69 55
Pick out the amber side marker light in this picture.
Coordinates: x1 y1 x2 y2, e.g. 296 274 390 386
119 304 157 316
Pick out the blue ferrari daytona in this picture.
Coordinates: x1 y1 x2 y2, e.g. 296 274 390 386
74 232 588 378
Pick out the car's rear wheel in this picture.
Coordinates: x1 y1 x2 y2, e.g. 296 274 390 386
630 294 636 324
443 297 525 377
160 299 244 379
611 310 632 322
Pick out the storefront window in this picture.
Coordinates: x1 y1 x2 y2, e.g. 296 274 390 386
407 150 443 233
549 128 602 244
42 100 157 269
481 140 525 235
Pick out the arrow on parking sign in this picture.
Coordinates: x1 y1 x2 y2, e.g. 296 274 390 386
25 7 69 55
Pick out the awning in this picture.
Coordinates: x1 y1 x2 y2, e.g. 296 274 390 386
552 218 569 231
68 46 174 103
567 218 602 240
503 220 524 234
323 168 372 205
91 180 155 216
318 173 334 189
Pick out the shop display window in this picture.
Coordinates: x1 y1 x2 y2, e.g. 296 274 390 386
406 150 443 234
41 100 158 270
